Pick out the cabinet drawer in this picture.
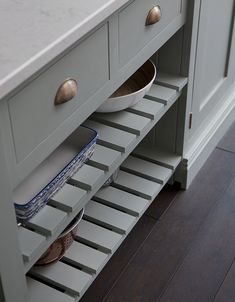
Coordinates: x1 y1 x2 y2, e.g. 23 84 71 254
118 0 182 67
8 24 109 163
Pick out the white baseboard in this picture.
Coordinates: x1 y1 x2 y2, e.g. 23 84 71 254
177 86 235 189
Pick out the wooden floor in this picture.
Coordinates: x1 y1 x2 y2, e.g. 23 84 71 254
81 122 235 302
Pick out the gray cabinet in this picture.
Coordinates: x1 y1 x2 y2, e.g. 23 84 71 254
190 0 235 136
0 0 235 301
180 0 235 188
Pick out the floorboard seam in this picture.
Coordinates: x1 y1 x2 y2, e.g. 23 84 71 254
145 190 182 221
212 256 235 302
216 146 235 155
156 176 235 302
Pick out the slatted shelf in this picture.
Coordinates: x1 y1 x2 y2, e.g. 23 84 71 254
63 241 108 274
30 261 92 297
84 120 136 153
20 73 186 278
28 148 180 301
155 72 188 91
90 111 151 136
27 277 76 302
76 219 123 253
23 205 68 236
121 155 172 185
133 143 182 170
84 200 136 235
94 186 149 217
126 97 164 119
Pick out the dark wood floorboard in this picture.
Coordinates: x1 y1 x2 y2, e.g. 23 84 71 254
159 178 235 302
217 121 235 153
102 149 235 302
145 183 180 220
214 259 235 302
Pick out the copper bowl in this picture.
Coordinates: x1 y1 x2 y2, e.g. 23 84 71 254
36 208 84 266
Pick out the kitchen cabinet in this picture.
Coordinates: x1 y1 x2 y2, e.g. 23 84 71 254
180 0 235 187
0 0 234 301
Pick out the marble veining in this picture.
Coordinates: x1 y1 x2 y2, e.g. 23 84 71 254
0 0 129 100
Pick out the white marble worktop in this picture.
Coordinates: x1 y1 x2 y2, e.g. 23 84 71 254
0 0 129 100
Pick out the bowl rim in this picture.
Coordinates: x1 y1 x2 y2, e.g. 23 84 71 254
108 60 157 101
59 208 84 238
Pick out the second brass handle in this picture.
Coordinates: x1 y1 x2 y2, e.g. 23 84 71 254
146 5 162 26
55 78 78 105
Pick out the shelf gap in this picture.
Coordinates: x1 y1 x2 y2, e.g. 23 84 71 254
110 183 150 200
119 166 163 184
91 197 131 215
60 258 95 276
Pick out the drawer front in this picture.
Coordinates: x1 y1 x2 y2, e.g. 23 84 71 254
118 0 182 67
8 24 109 163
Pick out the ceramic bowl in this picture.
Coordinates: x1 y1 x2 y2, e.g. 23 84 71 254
96 60 156 113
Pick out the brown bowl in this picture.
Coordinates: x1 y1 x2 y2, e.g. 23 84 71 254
36 208 84 266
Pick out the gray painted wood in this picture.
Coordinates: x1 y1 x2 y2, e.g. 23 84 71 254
190 0 235 138
133 143 181 170
113 170 162 200
84 200 136 234
121 155 172 185
145 84 177 105
84 120 136 153
30 261 92 296
126 98 164 120
18 227 46 262
91 111 151 136
87 144 121 171
63 241 108 274
156 72 188 91
49 184 87 212
76 220 123 253
23 205 68 236
94 186 149 217
8 25 109 163
27 278 75 302
69 165 105 191
118 0 182 67
0 131 28 302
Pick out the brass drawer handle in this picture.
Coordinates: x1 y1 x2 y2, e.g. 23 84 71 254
55 78 78 105
146 5 162 26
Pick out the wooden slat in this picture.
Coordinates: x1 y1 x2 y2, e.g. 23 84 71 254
145 84 177 105
24 205 67 236
126 98 164 119
121 156 172 185
30 261 92 297
87 144 121 171
84 200 136 234
63 241 108 274
84 120 136 153
27 278 75 302
133 144 181 170
76 220 123 253
18 227 45 262
91 111 151 136
94 186 149 217
156 72 188 91
49 184 87 212
69 165 104 191
113 171 161 200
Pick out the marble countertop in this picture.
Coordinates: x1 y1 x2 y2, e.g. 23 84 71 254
0 0 129 100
